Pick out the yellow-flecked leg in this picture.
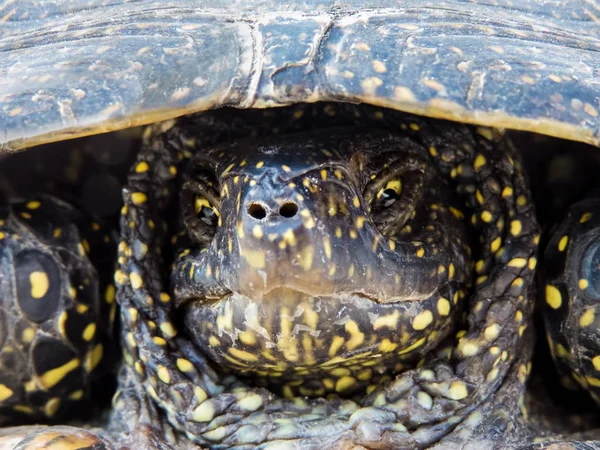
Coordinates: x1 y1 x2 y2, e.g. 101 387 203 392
0 425 112 450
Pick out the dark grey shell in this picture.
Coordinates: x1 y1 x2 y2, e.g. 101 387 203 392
1 0 600 151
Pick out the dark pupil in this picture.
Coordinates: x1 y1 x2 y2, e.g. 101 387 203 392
381 188 401 207
198 206 216 226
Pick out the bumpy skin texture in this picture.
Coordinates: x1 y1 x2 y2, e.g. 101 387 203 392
0 195 115 422
101 103 538 449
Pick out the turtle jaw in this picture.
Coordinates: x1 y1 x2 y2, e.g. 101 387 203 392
181 280 459 398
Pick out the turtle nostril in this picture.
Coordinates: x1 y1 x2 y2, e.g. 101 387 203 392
247 203 267 220
279 202 298 218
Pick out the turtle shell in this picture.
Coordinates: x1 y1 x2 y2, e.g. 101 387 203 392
1 0 599 151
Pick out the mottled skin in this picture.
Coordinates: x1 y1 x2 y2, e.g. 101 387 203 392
0 103 540 448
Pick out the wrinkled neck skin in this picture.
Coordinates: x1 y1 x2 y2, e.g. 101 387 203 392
172 128 470 397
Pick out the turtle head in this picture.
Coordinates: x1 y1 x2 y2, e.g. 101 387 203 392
172 129 470 396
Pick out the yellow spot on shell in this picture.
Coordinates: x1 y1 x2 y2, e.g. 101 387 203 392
545 285 562 309
579 279 589 290
22 328 35 344
580 213 592 223
412 310 433 330
593 356 600 372
39 358 80 389
26 201 41 210
0 385 13 402
29 271 49 298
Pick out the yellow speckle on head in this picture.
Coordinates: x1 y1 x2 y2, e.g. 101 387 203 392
593 356 600 372
256 161 264 169
239 330 257 346
545 285 562 309
243 248 266 269
412 310 433 330
282 165 291 172
29 271 49 298
26 200 41 210
131 192 148 205
579 279 589 290
481 211 493 223
580 213 592 223
159 292 171 303
252 225 263 239
298 245 314 271
580 309 595 327
416 248 425 258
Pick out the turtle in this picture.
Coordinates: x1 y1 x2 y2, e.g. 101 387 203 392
0 1 599 449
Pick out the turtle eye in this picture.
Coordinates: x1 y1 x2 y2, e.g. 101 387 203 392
194 196 219 227
375 178 402 209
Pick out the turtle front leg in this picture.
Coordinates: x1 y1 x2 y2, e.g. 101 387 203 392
0 424 113 450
